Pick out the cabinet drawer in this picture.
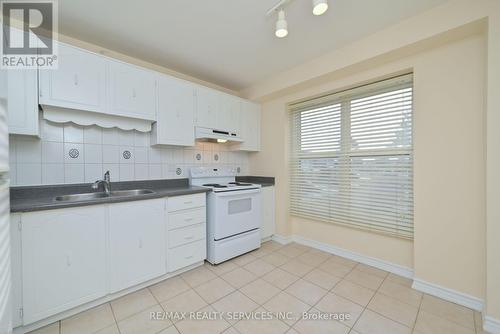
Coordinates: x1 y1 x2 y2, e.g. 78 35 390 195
168 240 206 272
168 193 206 212
169 223 205 248
168 207 206 230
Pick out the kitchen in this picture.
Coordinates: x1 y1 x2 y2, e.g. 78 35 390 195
1 1 500 334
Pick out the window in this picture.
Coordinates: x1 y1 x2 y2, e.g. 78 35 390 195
290 74 413 238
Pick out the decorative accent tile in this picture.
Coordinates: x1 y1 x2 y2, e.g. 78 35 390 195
64 144 84 164
120 147 134 164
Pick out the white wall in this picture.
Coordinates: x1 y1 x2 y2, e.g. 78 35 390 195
9 119 250 186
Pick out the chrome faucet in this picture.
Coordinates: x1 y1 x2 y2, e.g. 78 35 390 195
92 171 111 195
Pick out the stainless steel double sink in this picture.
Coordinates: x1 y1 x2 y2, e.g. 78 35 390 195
54 189 155 202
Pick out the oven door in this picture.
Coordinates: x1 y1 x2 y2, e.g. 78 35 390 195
211 188 261 240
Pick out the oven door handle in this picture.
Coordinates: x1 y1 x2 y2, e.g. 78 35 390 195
213 188 261 197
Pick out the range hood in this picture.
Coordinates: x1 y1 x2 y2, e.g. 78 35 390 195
195 126 243 143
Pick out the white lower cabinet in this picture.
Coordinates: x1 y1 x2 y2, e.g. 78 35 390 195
12 193 207 329
21 206 107 324
108 199 166 293
261 186 276 239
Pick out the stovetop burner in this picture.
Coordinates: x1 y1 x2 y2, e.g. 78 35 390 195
203 183 228 188
228 182 253 186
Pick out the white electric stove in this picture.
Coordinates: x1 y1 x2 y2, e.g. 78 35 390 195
190 167 262 264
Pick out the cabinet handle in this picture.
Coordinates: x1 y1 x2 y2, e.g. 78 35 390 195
185 255 194 259
74 74 78 86
138 239 143 249
66 255 71 267
183 201 193 205
184 218 193 222
184 236 194 240
132 89 136 98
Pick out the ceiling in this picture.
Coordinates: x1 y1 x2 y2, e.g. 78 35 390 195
59 0 447 92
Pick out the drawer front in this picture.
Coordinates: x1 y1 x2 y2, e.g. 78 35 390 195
168 207 206 230
169 223 205 248
168 193 206 212
168 240 206 272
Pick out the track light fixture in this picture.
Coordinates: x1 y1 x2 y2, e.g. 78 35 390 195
312 0 328 15
275 9 288 38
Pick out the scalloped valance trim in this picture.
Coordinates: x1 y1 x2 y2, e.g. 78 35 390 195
41 106 152 132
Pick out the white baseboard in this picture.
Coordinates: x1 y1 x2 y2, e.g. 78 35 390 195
271 234 293 245
412 278 484 312
272 234 413 278
484 315 500 334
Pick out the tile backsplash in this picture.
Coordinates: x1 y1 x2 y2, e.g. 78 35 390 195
9 120 249 186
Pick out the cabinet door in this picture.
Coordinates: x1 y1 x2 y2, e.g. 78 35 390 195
218 94 240 134
261 187 275 239
7 70 39 136
39 42 106 113
107 60 157 120
195 86 218 129
21 206 107 324
152 76 194 146
236 100 261 151
10 214 22 328
108 199 166 292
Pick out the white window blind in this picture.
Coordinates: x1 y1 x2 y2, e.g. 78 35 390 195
290 74 413 238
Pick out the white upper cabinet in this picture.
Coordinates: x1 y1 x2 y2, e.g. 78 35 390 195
234 100 261 151
21 206 107 324
218 93 241 134
7 69 39 136
151 76 195 146
108 199 166 293
195 86 218 129
39 42 106 113
107 60 157 121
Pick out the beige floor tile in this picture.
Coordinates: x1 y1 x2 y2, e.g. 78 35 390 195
205 261 239 276
344 269 385 290
161 289 207 316
157 325 180 334
293 309 350 334
328 256 358 269
149 276 191 302
232 252 258 266
355 263 389 278
317 260 353 278
175 305 230 334
280 259 314 277
353 309 411 334
244 258 276 276
296 250 330 267
262 268 300 290
117 304 171 334
303 268 342 290
263 292 311 325
95 324 120 334
261 241 284 252
234 307 290 334
331 279 376 307
110 288 158 321
315 293 363 327
240 278 281 305
414 310 475 334
194 277 236 303
251 247 272 258
278 245 308 258
28 322 59 334
285 279 328 306
212 291 259 324
420 294 475 329
61 303 115 334
181 266 217 287
378 279 422 307
262 252 290 267
221 267 257 288
289 243 314 253
385 273 413 287
367 293 418 327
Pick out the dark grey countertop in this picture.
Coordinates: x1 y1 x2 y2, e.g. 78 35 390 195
10 179 210 213
236 176 275 187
